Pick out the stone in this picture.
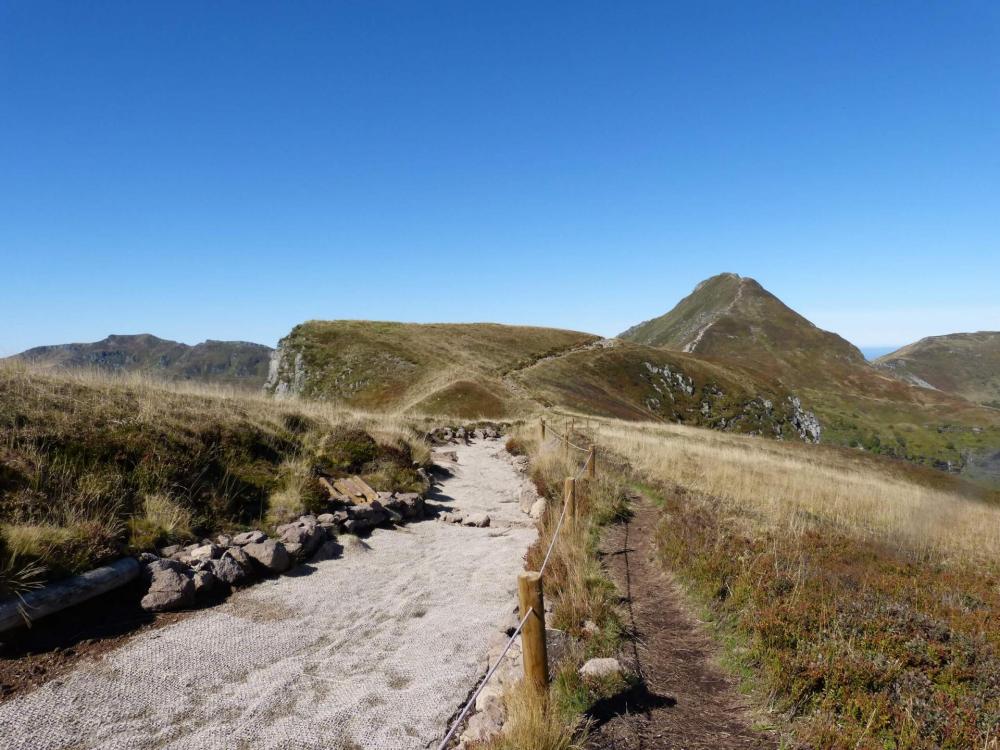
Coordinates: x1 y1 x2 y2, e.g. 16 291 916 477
137 552 158 564
189 543 222 561
345 501 389 532
317 513 336 524
213 554 250 587
580 657 623 680
310 539 343 562
439 512 465 524
192 568 216 596
460 701 504 745
243 540 292 573
396 492 425 518
157 544 181 558
224 545 253 571
529 499 547 520
283 542 303 557
518 488 536 513
216 533 233 547
140 559 195 612
463 513 491 528
232 530 266 546
474 682 504 714
276 516 321 556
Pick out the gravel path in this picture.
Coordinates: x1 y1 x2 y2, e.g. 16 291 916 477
0 440 537 750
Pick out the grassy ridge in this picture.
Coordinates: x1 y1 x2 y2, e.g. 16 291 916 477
0 363 430 594
266 320 598 416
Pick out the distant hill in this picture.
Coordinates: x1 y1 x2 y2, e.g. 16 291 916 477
11 334 273 388
265 321 599 417
876 332 1000 409
619 273 1000 484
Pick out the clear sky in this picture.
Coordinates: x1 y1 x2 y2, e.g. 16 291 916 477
2 1 998 356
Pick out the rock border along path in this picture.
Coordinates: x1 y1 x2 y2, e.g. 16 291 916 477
0 440 539 750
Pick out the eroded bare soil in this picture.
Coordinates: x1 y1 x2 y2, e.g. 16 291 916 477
587 495 776 750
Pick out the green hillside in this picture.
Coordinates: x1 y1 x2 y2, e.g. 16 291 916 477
876 332 1000 408
620 274 1000 484
513 339 822 441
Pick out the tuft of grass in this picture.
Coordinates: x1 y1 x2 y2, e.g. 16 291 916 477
127 493 193 551
476 683 583 750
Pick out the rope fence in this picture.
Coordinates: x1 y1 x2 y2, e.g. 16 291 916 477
437 415 597 749
436 607 534 750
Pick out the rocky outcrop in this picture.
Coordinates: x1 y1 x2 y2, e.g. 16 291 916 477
265 346 306 397
638 360 821 443
788 396 822 443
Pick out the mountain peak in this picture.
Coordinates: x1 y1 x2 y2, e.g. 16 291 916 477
619 273 864 374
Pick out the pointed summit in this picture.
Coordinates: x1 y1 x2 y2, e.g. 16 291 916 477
620 273 864 381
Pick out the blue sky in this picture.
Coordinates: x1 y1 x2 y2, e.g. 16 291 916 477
2 1 998 356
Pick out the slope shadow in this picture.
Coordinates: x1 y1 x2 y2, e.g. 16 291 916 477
587 680 676 730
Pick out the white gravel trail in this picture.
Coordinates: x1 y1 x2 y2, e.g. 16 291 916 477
0 440 537 750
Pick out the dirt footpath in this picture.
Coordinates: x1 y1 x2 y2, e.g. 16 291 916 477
588 496 775 750
0 440 537 750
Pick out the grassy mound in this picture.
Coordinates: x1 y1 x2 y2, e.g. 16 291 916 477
0 363 430 589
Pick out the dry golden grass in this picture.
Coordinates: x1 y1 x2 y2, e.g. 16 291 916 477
577 414 1000 565
476 683 583 750
534 410 1000 747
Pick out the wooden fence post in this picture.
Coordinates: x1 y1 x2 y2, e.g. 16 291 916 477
564 477 576 523
518 571 548 689
540 418 546 441
588 445 596 480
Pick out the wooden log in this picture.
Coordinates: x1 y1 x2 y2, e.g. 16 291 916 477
588 445 596 480
517 571 548 689
332 478 362 499
0 557 141 634
564 477 576 523
350 476 379 502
